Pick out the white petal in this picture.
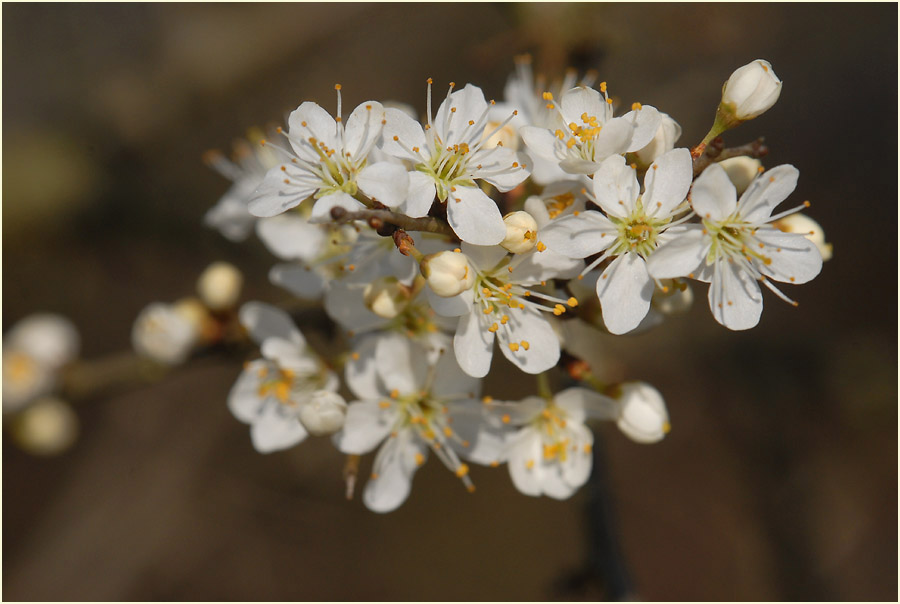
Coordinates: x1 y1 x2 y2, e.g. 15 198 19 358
539 211 616 259
344 334 380 400
363 430 425 513
453 308 494 378
585 117 633 161
375 333 428 394
426 286 474 317
334 399 398 455
309 192 365 223
509 248 583 284
554 387 617 423
268 263 326 300
380 108 429 162
507 429 544 497
430 346 481 400
520 126 565 162
643 148 693 218
460 241 508 271
402 171 437 218
446 186 506 245
646 225 708 280
255 215 326 261
447 405 510 466
239 301 304 348
596 253 654 335
287 102 339 162
358 162 410 207
560 423 594 491
250 403 308 454
736 164 799 224
708 258 763 330
754 228 823 284
260 338 318 373
497 307 560 374
623 105 662 152
471 148 529 192
324 280 387 332
559 87 606 128
691 163 737 221
227 361 266 424
434 84 487 145
343 101 386 161
247 164 317 218
591 154 640 218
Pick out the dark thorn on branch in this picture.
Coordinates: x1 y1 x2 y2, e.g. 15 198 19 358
692 137 769 177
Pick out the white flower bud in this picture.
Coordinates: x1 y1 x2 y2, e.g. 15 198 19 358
132 302 198 365
652 280 693 315
721 59 782 121
718 156 763 195
363 277 411 319
9 396 79 456
421 250 475 297
298 390 348 436
5 314 80 369
616 382 670 444
197 261 243 311
772 213 833 261
633 113 682 166
500 211 539 254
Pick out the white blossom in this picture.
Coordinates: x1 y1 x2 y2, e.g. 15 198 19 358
540 148 694 334
721 59 782 121
647 163 823 330
132 302 201 366
249 89 409 221
380 82 530 245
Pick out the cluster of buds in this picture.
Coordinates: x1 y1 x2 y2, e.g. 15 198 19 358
195 58 829 512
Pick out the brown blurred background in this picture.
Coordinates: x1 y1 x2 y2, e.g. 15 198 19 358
3 3 897 601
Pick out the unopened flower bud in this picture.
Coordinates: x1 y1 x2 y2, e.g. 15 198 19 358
718 156 763 195
197 261 243 311
633 113 682 166
10 396 79 456
363 277 411 319
500 211 539 254
298 390 348 436
5 314 80 369
772 213 833 261
174 297 217 344
652 279 693 315
615 382 670 444
421 250 475 297
721 59 782 121
132 302 198 365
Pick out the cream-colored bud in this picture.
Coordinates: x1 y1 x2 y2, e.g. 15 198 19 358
772 213 833 261
721 59 782 121
298 390 348 436
652 280 694 315
132 302 197 365
5 314 80 369
421 250 475 297
10 396 79 456
616 382 670 444
718 156 763 195
363 277 411 319
197 261 243 311
173 297 216 344
633 113 682 166
500 211 539 254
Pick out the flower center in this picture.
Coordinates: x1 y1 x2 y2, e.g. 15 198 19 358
418 141 476 201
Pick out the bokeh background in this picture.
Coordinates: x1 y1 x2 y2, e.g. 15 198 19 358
3 3 897 601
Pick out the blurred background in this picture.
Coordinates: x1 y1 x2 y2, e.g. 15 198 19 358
3 3 897 600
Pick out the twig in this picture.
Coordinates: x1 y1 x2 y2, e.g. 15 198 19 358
330 207 454 236
692 137 769 177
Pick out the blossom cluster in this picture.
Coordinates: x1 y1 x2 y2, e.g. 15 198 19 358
192 57 829 512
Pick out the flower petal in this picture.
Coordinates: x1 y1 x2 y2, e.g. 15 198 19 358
248 164 317 218
446 186 506 245
363 429 425 513
471 147 529 192
736 164 799 224
708 258 763 330
754 228 823 284
381 108 429 162
333 399 398 455
520 126 565 162
344 334 380 400
343 101 386 161
434 84 488 146
287 102 339 162
268 263 327 301
691 163 736 221
643 148 693 218
591 154 640 218
554 387 617 423
358 162 409 208
646 225 708 280
426 286 474 317
239 301 304 348
309 192 365 223
250 402 308 454
255 214 326 261
596 252 654 335
453 308 494 378
507 429 544 497
539 211 617 259
375 333 428 394
623 105 662 152
402 171 437 218
496 307 560 374
227 361 267 424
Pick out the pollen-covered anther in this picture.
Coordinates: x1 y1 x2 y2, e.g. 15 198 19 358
482 396 493 404
536 241 547 252
502 414 511 424
389 389 399 399
567 297 578 308
455 464 470 478
509 343 520 352
632 102 643 110
520 340 530 350
488 323 498 333
553 304 566 316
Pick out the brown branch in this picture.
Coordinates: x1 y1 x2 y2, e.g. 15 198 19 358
330 207 454 237
692 137 769 177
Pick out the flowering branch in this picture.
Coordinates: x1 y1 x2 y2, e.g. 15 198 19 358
692 136 769 177
329 206 455 237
